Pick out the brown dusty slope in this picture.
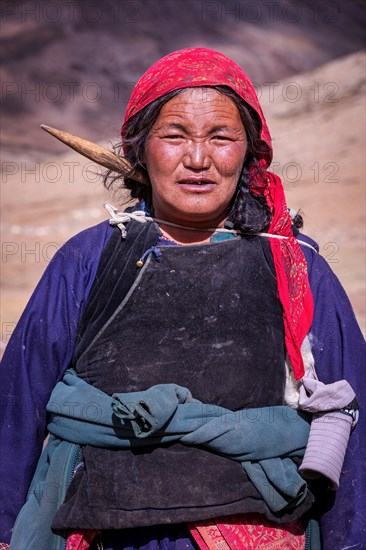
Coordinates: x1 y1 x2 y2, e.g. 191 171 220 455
261 51 365 334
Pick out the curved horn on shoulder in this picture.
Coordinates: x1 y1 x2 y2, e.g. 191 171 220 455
40 125 149 185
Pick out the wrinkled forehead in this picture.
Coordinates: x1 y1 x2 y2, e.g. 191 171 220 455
166 87 237 104
159 87 240 110
151 88 244 129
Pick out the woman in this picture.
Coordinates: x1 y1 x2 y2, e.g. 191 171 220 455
0 48 364 550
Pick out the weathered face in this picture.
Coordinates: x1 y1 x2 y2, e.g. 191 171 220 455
143 88 247 227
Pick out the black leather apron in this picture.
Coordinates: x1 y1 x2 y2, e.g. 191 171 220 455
53 222 312 530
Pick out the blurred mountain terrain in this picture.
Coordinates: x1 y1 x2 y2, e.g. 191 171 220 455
1 0 365 158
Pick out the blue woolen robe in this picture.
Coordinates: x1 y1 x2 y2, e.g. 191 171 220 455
0 220 365 549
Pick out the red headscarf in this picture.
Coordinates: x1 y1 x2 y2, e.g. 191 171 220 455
122 47 314 379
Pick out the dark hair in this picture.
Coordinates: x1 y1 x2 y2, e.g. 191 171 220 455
103 86 272 233
292 212 304 229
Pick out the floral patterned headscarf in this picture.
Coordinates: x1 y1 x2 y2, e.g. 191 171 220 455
122 47 314 379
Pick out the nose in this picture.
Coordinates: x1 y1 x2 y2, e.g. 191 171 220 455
183 140 211 171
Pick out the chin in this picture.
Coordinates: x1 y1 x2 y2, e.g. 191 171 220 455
174 209 227 227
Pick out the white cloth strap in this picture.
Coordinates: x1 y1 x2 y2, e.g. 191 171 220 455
103 203 318 252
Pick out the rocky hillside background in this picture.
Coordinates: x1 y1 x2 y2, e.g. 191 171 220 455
1 0 365 352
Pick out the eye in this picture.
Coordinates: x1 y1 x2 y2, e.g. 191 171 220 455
164 134 184 140
212 135 232 142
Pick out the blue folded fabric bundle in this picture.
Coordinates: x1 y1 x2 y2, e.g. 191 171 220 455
11 370 311 550
47 370 310 511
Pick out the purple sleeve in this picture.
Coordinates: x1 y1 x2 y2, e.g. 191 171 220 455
302 245 366 550
0 221 113 544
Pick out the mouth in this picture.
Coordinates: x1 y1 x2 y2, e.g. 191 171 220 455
177 178 216 191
